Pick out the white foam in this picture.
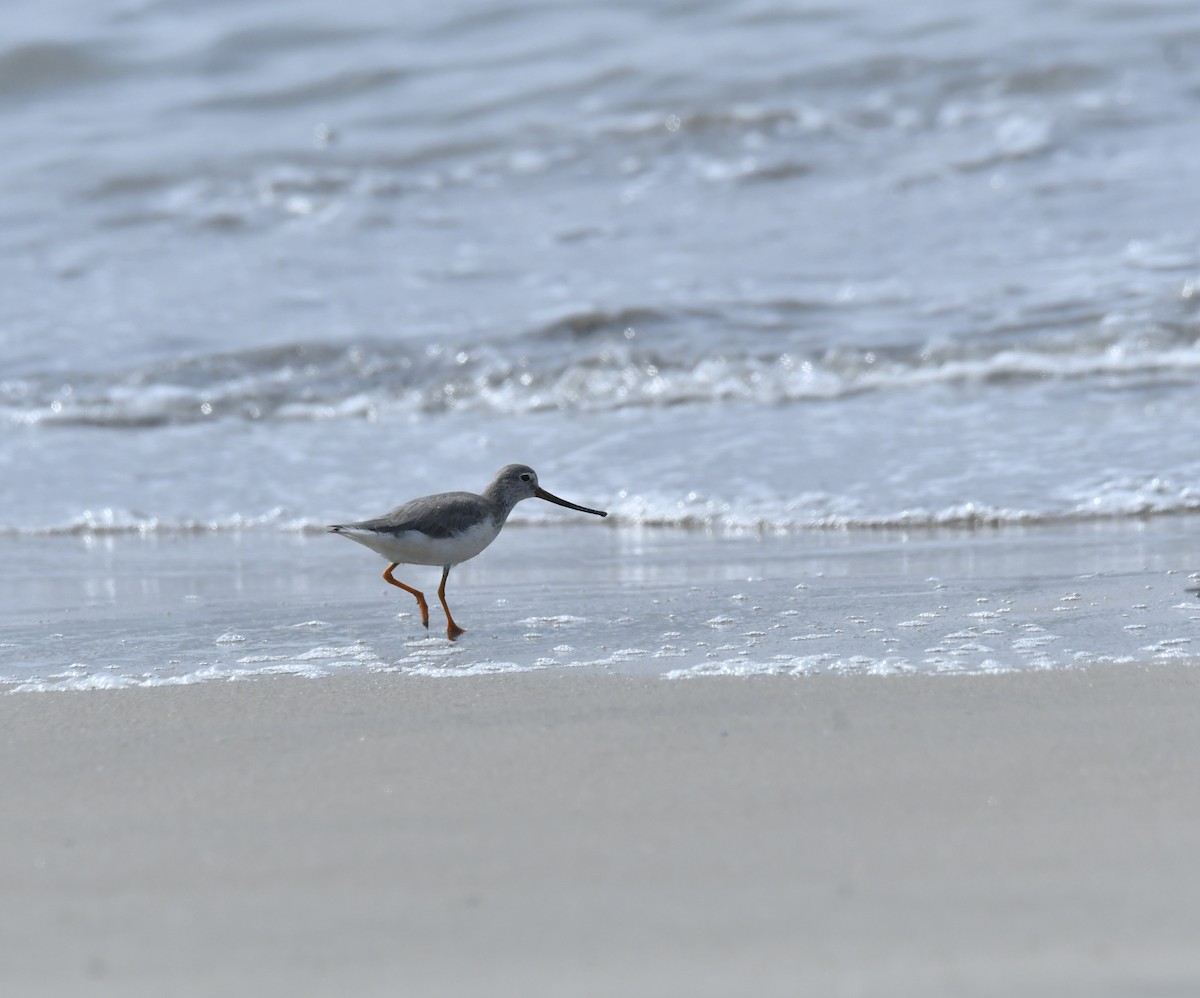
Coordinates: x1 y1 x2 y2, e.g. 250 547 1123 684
384 660 544 678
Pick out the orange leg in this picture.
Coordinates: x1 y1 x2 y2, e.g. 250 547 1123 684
438 564 466 641
382 563 429 630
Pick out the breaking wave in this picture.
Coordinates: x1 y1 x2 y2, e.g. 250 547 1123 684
7 473 1200 539
6 299 1199 428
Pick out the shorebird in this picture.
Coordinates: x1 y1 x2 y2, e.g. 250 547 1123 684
328 464 607 640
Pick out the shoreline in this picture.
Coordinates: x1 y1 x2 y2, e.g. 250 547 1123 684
4 664 1200 996
3 518 1200 691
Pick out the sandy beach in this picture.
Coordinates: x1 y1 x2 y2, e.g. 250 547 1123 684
9 0 1200 991
4 522 1200 996
3 667 1200 997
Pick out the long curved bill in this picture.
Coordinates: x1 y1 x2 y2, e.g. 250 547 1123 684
535 486 608 517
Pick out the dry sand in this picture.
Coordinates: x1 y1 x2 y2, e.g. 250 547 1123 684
4 665 1200 997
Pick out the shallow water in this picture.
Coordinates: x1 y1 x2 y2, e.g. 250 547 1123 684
3 521 1198 690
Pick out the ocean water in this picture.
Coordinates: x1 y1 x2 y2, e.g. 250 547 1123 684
4 0 1200 535
4 2 1200 689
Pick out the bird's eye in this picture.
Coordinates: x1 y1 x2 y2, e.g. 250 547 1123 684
520 473 532 482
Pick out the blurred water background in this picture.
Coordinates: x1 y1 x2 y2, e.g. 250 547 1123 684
4 0 1200 533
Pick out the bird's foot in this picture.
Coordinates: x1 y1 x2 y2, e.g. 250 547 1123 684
446 622 466 641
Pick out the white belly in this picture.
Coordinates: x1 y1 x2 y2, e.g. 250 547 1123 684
337 518 500 567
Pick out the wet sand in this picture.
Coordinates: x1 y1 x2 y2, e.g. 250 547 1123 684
4 664 1200 997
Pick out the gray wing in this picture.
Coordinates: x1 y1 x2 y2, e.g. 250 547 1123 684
332 491 490 540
